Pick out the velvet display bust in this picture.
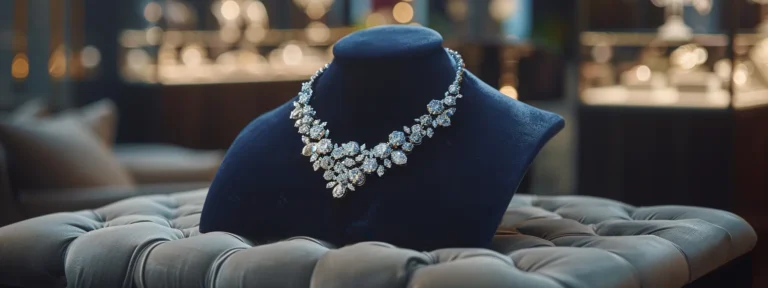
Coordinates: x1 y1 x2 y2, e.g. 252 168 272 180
200 25 564 251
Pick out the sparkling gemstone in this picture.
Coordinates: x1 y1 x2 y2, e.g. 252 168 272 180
342 141 361 156
362 158 378 173
377 165 386 177
332 185 346 198
427 100 444 115
373 143 392 158
456 93 463 98
320 156 335 170
360 144 366 151
402 142 414 152
326 182 337 189
310 154 319 162
298 93 310 104
409 133 423 144
331 147 344 159
335 172 349 184
294 120 302 127
426 128 434 138
301 144 314 156
302 105 313 115
323 170 335 181
313 119 320 126
301 136 310 144
301 115 313 124
418 115 432 126
313 161 321 171
325 130 330 138
436 114 451 127
355 154 365 162
293 101 301 108
347 184 356 191
348 168 366 186
383 159 392 168
334 162 346 173
432 120 438 128
298 125 310 134
444 108 456 117
309 126 325 140
290 108 302 119
448 84 459 94
343 158 356 167
316 139 333 154
388 131 406 147
443 96 456 106
403 126 411 134
411 124 423 135
391 150 407 165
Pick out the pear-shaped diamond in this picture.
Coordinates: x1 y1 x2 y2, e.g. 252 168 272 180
362 158 378 173
332 185 346 198
427 100 444 115
316 139 333 154
326 182 337 189
377 165 386 177
323 170 335 181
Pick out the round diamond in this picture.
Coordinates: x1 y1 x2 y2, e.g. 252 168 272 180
332 185 346 198
348 168 366 186
448 84 459 94
309 126 325 140
373 143 392 158
335 171 349 184
301 115 313 124
388 131 406 147
427 100 444 115
411 124 423 135
436 114 451 127
391 150 407 165
418 115 432 126
409 133 423 144
301 144 314 156
342 141 360 156
402 142 414 152
362 158 378 173
343 158 356 167
298 125 310 134
443 96 456 106
316 139 333 154
320 156 335 170
331 147 344 159
323 170 335 181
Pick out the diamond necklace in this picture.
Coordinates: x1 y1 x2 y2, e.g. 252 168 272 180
289 48 465 198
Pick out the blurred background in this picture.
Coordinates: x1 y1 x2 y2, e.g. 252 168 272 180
0 0 767 284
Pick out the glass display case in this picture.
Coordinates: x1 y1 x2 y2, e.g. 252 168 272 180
578 0 768 109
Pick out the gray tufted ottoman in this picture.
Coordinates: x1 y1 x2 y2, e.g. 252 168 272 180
0 188 757 288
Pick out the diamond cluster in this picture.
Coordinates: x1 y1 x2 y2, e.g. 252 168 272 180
290 49 465 198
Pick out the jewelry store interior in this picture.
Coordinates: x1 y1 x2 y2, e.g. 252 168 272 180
0 1 767 287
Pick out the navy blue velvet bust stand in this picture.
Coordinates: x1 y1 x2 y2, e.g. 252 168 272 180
200 26 564 251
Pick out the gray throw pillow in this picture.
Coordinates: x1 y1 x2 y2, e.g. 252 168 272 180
0 115 135 192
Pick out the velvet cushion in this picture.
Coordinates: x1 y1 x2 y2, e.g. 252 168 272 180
0 115 134 193
201 26 564 251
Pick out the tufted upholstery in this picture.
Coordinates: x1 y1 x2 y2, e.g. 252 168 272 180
0 189 756 288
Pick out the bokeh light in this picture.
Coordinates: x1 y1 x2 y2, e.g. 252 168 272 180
393 2 414 23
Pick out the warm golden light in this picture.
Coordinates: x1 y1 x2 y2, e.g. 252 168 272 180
144 2 163 23
11 53 29 79
282 44 303 66
80 46 101 68
221 0 241 21
694 47 708 64
392 2 414 23
306 0 327 20
126 49 150 71
247 1 268 24
635 65 651 82
489 0 517 21
734 63 749 86
499 85 518 99
48 47 66 78
306 21 330 43
181 45 205 66
365 12 387 27
145 26 163 45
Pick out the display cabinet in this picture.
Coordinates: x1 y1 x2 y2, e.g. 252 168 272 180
577 1 768 286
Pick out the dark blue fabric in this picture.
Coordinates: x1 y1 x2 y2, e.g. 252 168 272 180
200 25 565 251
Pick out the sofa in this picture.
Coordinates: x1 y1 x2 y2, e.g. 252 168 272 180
0 188 756 288
0 98 224 226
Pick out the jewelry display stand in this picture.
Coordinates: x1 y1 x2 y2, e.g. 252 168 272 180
200 26 564 251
